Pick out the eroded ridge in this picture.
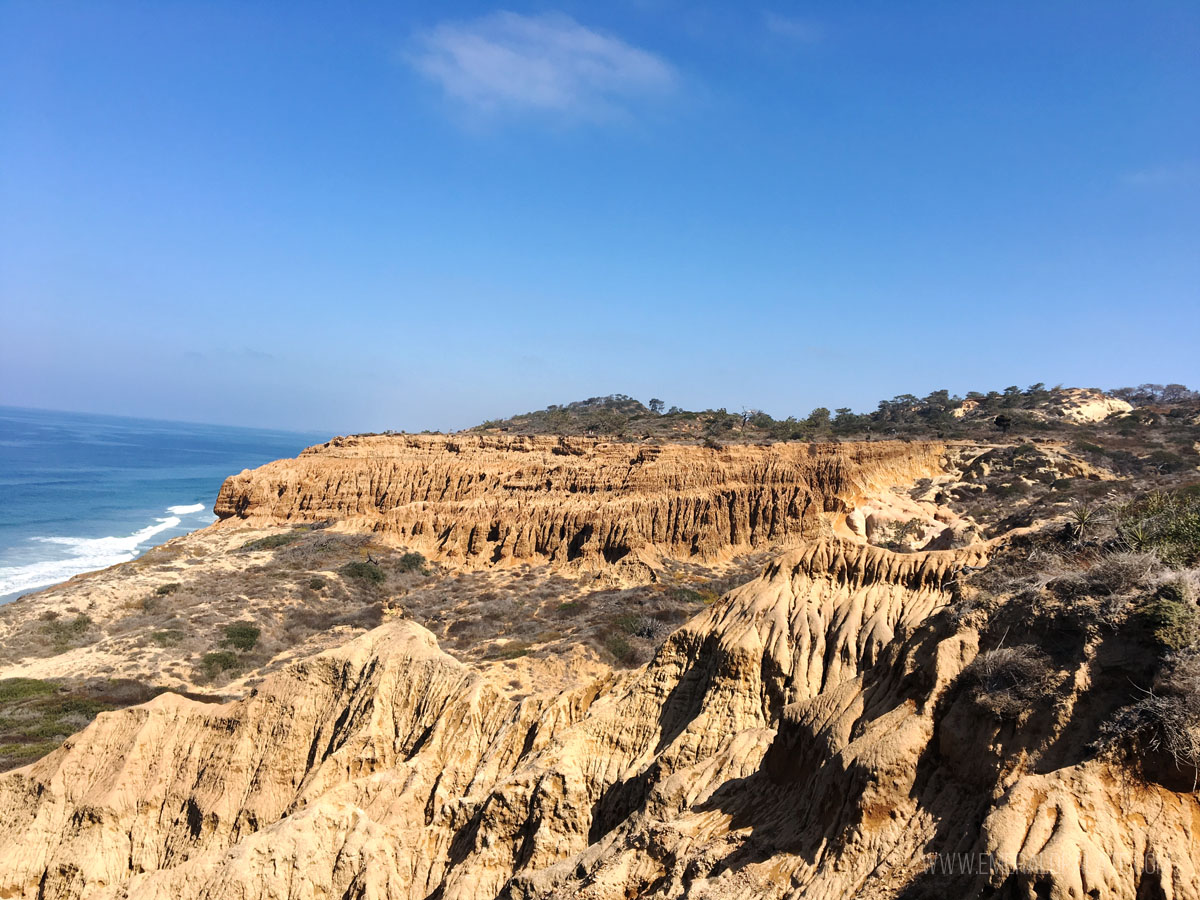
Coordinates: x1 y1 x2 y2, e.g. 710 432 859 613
3 512 1197 900
214 435 948 567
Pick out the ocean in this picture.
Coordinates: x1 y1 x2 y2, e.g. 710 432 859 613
0 406 326 604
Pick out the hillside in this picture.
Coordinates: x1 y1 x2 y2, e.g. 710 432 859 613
0 397 1196 898
470 383 1200 449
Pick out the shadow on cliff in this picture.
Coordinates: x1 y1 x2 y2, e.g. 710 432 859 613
629 610 1029 892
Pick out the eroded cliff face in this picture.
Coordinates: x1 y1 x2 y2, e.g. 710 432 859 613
3 437 1193 900
213 435 949 568
2 539 1193 900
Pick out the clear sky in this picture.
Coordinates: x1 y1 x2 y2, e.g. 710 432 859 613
2 1 1197 434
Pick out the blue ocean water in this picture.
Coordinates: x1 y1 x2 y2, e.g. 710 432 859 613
0 407 326 604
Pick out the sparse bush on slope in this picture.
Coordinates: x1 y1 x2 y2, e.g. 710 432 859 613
221 623 261 652
340 561 385 584
1116 487 1200 566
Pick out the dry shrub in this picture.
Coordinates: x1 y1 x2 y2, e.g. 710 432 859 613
1099 650 1200 787
650 606 690 624
1048 551 1160 599
446 617 481 636
961 645 1057 719
1156 569 1200 605
1087 552 1162 595
602 631 641 666
282 603 382 641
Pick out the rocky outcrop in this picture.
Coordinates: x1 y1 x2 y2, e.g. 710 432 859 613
1045 388 1134 423
213 435 949 568
3 538 1193 899
952 389 1133 425
0 623 610 899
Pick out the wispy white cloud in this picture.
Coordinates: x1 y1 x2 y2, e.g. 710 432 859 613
409 11 676 122
1124 161 1200 188
763 11 824 43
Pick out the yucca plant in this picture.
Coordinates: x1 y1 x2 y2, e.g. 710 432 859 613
1119 520 1155 553
1067 501 1100 543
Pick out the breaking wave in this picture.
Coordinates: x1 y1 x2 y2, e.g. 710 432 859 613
0 505 207 600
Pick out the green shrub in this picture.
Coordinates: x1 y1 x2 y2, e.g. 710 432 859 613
879 517 924 551
221 622 261 652
1136 592 1199 651
1146 450 1189 473
487 641 531 660
1117 489 1200 566
613 614 642 634
200 651 240 679
1066 502 1101 542
308 577 325 590
669 586 718 605
626 615 664 640
604 632 639 666
240 532 302 552
0 678 57 703
340 561 386 584
150 629 185 647
0 741 62 763
1072 440 1105 455
154 582 180 596
396 552 427 574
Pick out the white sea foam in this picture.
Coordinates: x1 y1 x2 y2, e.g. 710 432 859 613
167 503 207 515
0 510 187 600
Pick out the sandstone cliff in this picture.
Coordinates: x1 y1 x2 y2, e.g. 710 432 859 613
2 436 1191 900
213 435 949 568
2 538 1193 899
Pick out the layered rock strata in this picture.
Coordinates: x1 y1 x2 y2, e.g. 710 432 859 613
214 435 948 567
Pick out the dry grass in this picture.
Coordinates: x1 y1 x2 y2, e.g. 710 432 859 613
0 521 768 693
397 555 765 668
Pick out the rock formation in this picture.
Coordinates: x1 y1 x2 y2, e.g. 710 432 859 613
1044 388 1134 423
213 435 949 568
1 535 1194 899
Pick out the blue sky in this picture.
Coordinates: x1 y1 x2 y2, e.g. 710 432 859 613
1 1 1197 434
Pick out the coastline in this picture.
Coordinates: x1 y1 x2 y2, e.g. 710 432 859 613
0 406 325 606
0 503 216 605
